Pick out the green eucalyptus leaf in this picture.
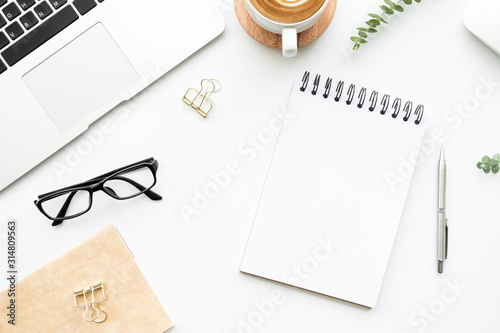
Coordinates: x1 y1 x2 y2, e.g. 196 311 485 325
353 43 360 50
394 4 404 12
414 0 421 2
493 153 500 162
384 0 397 8
403 0 412 4
380 5 394 15
482 155 491 164
483 165 491 174
491 159 499 167
477 162 484 169
358 31 368 38
492 165 500 174
366 19 381 27
368 13 387 23
367 28 378 33
357 27 368 31
350 36 367 44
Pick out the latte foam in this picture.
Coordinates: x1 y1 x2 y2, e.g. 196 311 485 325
248 0 325 24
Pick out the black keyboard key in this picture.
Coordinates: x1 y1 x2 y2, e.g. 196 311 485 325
49 0 66 9
0 31 8 49
1 5 78 66
20 11 38 30
73 0 96 15
2 3 21 21
5 21 23 40
0 59 6 74
34 1 53 20
0 0 7 7
16 0 36 11
0 14 6 28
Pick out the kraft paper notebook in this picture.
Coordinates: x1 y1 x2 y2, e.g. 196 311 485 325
0 225 173 332
240 72 427 308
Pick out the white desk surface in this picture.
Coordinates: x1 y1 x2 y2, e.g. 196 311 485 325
1 0 500 332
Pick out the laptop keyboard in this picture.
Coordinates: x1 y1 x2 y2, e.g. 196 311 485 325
0 0 103 75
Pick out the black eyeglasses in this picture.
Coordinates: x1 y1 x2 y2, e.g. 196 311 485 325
34 157 162 226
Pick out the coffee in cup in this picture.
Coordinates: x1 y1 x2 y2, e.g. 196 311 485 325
244 0 329 57
248 0 325 23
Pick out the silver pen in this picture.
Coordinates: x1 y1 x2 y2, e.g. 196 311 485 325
437 146 448 273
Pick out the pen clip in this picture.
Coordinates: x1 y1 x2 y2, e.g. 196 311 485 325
445 218 448 259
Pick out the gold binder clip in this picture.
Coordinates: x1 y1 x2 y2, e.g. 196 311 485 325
73 282 107 323
182 78 221 118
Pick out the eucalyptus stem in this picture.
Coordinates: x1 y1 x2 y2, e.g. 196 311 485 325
351 0 421 51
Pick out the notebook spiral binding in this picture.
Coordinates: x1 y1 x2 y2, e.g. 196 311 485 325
300 71 424 125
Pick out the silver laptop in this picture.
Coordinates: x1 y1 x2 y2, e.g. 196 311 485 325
0 0 224 191
464 0 500 55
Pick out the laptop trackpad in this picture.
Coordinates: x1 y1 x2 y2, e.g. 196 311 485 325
23 23 140 133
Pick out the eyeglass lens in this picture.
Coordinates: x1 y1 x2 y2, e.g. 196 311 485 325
103 166 155 199
41 190 91 220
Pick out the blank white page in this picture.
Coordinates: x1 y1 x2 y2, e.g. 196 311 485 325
240 79 427 308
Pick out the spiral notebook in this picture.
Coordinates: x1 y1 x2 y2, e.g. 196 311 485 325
240 72 427 309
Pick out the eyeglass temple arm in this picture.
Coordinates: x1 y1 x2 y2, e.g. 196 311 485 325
51 190 78 226
39 160 157 198
104 176 162 200
85 158 156 183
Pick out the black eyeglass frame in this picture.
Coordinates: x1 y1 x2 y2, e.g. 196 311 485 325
34 157 161 226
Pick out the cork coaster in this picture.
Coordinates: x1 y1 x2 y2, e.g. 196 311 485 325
235 0 337 49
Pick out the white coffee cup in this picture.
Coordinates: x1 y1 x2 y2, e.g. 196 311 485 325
243 0 329 57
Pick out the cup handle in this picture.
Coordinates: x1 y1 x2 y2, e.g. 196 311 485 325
282 27 297 57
